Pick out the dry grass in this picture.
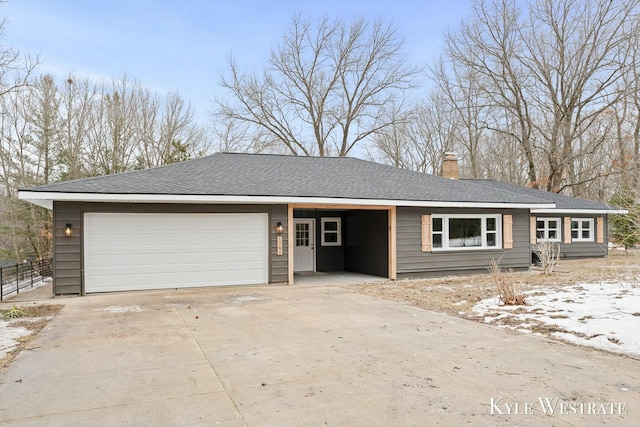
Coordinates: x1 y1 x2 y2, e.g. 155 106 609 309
488 258 527 306
350 250 640 317
0 303 63 320
0 303 64 371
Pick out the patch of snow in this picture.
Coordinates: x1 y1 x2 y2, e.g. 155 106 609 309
98 305 145 313
453 300 467 306
0 322 32 360
164 303 192 308
473 281 640 358
229 295 267 304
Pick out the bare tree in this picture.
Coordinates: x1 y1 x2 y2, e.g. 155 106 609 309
27 74 61 184
443 0 640 193
0 14 42 260
216 14 420 156
526 0 638 193
87 76 141 174
0 18 39 98
210 117 278 154
57 75 97 180
369 94 459 174
136 91 208 168
431 57 488 178
0 88 52 260
610 33 640 194
445 0 539 186
367 102 415 169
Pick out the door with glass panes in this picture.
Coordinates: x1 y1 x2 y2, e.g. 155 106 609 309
293 219 315 272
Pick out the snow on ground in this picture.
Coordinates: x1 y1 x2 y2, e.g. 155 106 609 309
98 305 146 313
473 281 640 358
1 279 54 361
0 322 32 361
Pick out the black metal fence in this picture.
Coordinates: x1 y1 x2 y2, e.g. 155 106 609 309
0 258 52 301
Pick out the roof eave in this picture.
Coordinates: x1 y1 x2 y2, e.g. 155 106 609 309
532 208 628 215
18 191 555 210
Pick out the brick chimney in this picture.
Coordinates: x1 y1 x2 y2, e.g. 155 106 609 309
442 152 459 180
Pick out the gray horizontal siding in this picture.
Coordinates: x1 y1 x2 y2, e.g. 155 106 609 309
397 207 530 276
534 215 608 259
53 202 289 294
53 203 82 294
269 206 288 283
559 242 608 258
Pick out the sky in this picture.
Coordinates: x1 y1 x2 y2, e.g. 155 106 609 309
1 0 474 125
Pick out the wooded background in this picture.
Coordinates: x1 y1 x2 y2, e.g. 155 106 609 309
2 0 639 261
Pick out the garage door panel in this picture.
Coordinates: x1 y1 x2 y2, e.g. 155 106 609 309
139 273 160 286
159 253 181 264
84 213 268 293
113 254 135 267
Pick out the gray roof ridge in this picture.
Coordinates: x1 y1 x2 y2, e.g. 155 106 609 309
461 179 553 205
217 152 356 160
461 178 615 209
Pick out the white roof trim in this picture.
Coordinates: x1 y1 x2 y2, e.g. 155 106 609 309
532 208 628 215
18 191 556 210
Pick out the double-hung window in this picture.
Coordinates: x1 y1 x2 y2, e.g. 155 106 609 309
536 218 561 242
321 217 341 246
431 214 501 250
571 218 594 242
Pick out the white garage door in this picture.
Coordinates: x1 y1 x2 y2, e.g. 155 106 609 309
84 213 269 293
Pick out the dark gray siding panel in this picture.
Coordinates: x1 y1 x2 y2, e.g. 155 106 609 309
294 210 345 272
559 242 608 258
536 215 608 259
52 202 83 294
53 202 289 294
269 205 289 282
344 210 388 277
397 207 530 276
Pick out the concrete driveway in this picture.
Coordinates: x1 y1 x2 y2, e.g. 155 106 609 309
0 283 638 426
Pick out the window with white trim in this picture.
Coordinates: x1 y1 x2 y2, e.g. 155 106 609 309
432 217 443 249
536 218 561 242
321 217 341 246
571 218 594 242
431 214 501 250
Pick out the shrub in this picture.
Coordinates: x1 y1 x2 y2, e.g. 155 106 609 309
2 305 29 319
610 189 640 250
534 240 561 275
489 258 527 306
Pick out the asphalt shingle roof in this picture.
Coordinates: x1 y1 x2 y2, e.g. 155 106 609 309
24 153 552 205
464 179 616 211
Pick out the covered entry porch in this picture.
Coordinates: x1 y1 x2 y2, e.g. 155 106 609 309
287 205 396 285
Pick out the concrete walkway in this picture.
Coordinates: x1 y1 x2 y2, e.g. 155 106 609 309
0 283 638 426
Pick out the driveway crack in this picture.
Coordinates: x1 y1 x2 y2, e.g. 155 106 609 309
174 307 249 427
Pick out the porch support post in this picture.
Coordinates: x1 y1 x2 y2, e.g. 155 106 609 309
287 204 294 285
388 206 397 280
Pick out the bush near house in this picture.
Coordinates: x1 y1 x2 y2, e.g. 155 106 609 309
610 190 640 250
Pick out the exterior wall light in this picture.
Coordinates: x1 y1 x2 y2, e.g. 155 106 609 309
276 222 284 234
65 223 73 237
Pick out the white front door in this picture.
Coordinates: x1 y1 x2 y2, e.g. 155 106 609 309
293 219 315 272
